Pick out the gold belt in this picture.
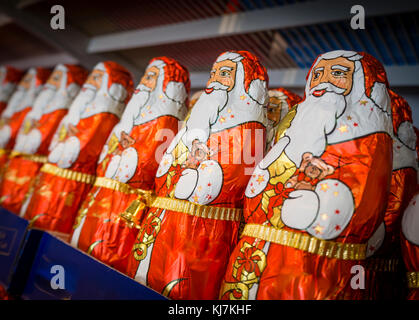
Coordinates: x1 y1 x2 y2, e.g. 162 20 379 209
94 176 137 194
0 148 9 156
407 272 419 289
242 224 367 260
121 193 242 228
364 257 400 272
41 163 95 184
10 151 48 163
152 196 242 222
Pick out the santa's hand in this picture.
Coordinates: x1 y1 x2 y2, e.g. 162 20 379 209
68 124 79 137
191 139 210 160
281 189 319 230
174 168 198 200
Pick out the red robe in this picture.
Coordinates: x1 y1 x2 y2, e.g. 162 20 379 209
0 107 31 176
220 133 393 300
24 113 119 239
0 109 67 213
125 121 265 299
72 115 180 273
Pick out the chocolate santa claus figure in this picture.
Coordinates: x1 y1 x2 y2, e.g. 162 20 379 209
69 57 190 273
0 64 88 214
0 66 24 115
220 50 394 300
401 190 419 300
125 50 269 299
0 67 51 178
265 88 301 152
362 90 417 299
401 126 419 300
23 62 133 240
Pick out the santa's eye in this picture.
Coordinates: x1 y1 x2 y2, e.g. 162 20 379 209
313 72 321 80
220 70 230 77
332 70 345 77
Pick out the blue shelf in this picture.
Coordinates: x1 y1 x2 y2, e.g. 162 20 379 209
0 207 166 300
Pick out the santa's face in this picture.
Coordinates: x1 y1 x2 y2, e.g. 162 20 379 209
46 69 63 89
138 66 160 92
85 69 104 90
19 73 34 90
206 59 237 93
310 57 355 97
267 95 286 125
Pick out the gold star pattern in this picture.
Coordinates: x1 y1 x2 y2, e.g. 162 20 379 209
333 191 339 197
347 116 352 121
320 183 329 192
256 175 265 184
314 224 324 235
321 213 328 221
360 100 368 106
338 125 348 133
219 117 226 123
240 95 246 100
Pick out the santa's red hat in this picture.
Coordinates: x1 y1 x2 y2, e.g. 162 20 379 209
215 50 269 105
96 61 134 105
1 66 24 85
147 56 190 105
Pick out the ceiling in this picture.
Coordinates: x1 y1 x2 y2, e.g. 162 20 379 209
0 0 418 90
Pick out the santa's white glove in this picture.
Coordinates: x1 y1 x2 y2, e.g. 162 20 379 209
282 190 319 230
281 179 354 240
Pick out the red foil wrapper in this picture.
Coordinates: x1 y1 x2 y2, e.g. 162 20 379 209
125 50 269 299
23 61 134 239
70 57 190 273
220 51 394 300
0 64 88 214
0 67 51 180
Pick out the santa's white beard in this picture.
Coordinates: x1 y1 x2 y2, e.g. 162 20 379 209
47 90 72 112
28 87 57 120
2 89 25 117
67 88 96 125
117 89 150 135
0 124 11 148
182 86 228 150
18 89 37 112
0 83 15 103
284 90 346 166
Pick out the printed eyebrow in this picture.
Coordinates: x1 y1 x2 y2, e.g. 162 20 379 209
147 71 156 76
314 67 324 72
220 66 233 71
331 65 349 71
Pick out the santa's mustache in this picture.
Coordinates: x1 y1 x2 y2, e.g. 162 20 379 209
82 83 97 92
43 83 58 91
206 81 229 93
309 82 345 97
134 83 152 94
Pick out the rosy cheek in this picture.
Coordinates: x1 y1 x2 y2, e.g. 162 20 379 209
335 78 348 88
